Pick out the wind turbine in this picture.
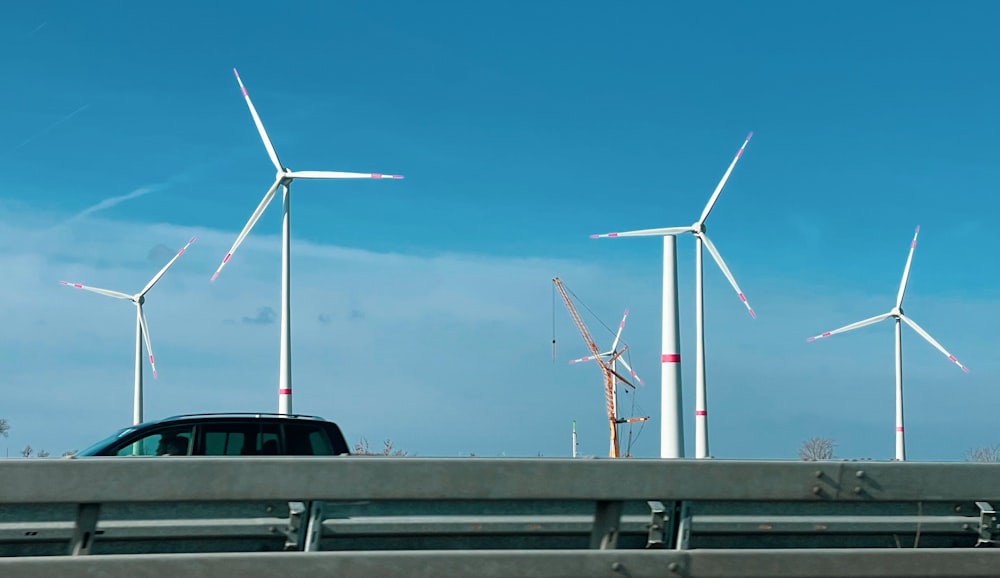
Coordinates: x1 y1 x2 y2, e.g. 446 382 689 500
592 133 755 459
807 226 968 461
569 308 648 457
60 237 196 425
212 68 403 415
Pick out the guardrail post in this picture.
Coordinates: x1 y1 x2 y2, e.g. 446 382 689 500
674 501 692 550
305 501 325 552
590 500 624 549
68 503 101 556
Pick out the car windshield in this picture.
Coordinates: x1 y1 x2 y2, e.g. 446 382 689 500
75 426 138 457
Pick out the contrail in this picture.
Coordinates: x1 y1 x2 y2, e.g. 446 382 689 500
30 21 47 35
64 185 163 223
15 103 91 149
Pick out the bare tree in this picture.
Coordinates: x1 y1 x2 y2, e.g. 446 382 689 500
964 445 1000 463
21 445 33 458
798 437 836 461
0 418 9 438
354 437 408 456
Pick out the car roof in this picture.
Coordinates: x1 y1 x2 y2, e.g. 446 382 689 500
144 412 332 426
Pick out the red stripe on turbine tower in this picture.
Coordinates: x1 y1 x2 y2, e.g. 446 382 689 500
662 354 680 363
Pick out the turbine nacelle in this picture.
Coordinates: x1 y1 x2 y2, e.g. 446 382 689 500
889 306 903 318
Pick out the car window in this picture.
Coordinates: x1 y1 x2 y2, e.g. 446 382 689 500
200 422 281 456
284 424 335 455
112 425 194 456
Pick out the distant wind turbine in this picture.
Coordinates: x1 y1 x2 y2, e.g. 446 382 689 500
211 68 403 415
807 226 968 461
61 237 196 425
592 134 755 459
569 308 648 457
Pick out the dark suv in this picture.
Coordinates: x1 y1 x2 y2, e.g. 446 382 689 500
74 413 351 457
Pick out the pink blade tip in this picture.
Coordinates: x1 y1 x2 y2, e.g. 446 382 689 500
748 308 757 320
589 234 600 239
746 131 754 140
210 272 219 283
59 281 68 285
189 236 197 244
391 175 404 179
806 337 816 342
152 370 158 379
915 225 920 234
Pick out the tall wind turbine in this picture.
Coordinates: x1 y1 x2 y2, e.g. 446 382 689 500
61 237 196 425
212 68 403 415
592 134 755 459
807 226 968 461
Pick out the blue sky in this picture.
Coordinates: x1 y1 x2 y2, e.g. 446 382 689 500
1 1 997 460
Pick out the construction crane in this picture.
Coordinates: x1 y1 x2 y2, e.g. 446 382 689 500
552 277 644 458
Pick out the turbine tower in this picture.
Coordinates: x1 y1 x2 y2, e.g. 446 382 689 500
212 69 403 415
592 134 755 459
807 226 968 461
61 237 196 425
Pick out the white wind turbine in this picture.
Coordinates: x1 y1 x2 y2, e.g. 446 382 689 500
61 237 196 425
592 133 755 459
569 308 647 456
807 226 968 461
211 69 403 416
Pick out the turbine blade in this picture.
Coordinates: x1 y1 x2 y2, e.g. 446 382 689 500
610 308 629 352
233 68 283 172
139 237 196 297
700 233 756 318
59 281 132 300
569 354 599 364
137 304 158 379
697 132 753 226
590 226 693 239
806 312 892 342
895 226 920 308
900 315 970 373
618 357 645 387
211 178 281 282
289 170 404 180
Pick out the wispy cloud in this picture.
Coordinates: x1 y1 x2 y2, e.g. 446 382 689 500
29 21 47 36
15 103 90 150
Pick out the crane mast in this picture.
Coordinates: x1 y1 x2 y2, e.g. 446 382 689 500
552 277 635 458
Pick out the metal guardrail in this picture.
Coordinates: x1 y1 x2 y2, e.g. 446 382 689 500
1 458 999 576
